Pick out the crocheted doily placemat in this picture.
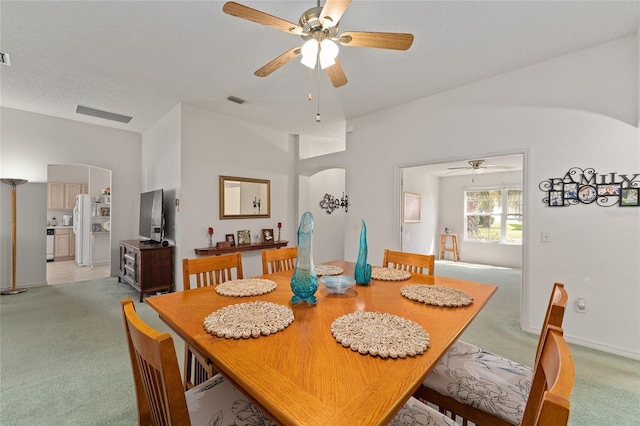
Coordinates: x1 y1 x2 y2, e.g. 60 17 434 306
203 301 294 339
400 285 473 307
331 311 429 358
315 264 344 276
371 267 411 281
215 279 277 297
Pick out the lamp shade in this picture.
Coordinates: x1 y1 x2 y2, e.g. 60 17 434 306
319 39 339 69
301 39 318 69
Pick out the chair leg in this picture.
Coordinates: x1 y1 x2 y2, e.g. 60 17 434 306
184 345 194 390
184 343 215 391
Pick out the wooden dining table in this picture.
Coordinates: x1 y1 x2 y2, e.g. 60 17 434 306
145 261 497 426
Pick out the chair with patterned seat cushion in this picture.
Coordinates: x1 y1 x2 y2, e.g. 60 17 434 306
182 253 244 390
121 298 275 426
383 249 435 275
261 247 297 275
416 283 568 425
389 397 459 426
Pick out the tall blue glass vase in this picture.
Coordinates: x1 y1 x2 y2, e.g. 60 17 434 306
290 212 318 304
354 219 372 285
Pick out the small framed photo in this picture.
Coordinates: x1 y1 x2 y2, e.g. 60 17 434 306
225 233 236 246
620 188 639 206
578 185 597 204
91 223 103 232
237 229 251 245
403 192 421 223
262 228 274 243
100 207 110 217
548 191 564 206
598 184 621 196
563 183 578 200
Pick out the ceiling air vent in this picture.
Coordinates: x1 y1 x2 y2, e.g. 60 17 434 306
227 96 246 105
0 52 10 66
76 105 133 124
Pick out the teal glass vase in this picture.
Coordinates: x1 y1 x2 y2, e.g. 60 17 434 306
290 212 318 304
354 219 372 285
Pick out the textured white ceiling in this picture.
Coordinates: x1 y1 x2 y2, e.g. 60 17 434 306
1 1 639 137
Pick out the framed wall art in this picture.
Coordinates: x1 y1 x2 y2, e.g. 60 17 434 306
620 188 639 206
237 229 251 245
403 192 421 223
262 228 274 243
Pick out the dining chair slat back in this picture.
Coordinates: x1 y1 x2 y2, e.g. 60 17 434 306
383 249 435 275
522 325 575 426
182 253 243 290
261 247 297 275
181 253 243 390
121 298 191 425
122 298 275 426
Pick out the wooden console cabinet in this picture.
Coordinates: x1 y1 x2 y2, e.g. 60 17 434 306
118 240 174 302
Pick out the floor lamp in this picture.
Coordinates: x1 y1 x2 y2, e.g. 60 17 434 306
2 178 28 295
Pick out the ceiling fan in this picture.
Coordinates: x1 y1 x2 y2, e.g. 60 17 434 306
446 159 514 173
222 0 414 88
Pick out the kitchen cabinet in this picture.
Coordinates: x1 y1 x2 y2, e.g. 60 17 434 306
48 182 86 209
65 183 81 208
47 182 65 209
54 228 74 260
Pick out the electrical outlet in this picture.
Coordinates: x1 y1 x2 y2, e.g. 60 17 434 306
575 297 588 314
541 231 552 243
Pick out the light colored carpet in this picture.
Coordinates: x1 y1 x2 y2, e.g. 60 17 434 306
0 262 638 425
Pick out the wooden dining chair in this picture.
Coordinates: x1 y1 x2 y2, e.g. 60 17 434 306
417 283 569 426
121 298 274 426
383 249 435 275
182 252 243 290
181 253 244 390
261 247 297 275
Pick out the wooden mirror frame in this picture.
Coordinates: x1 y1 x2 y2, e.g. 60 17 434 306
219 176 271 219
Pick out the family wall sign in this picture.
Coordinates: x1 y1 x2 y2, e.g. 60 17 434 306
539 167 639 207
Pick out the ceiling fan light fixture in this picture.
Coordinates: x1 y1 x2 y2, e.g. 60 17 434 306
301 39 318 69
319 39 339 69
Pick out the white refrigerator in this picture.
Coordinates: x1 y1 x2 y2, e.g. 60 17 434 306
73 194 91 266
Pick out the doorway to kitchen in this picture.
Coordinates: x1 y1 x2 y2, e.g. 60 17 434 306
46 164 111 285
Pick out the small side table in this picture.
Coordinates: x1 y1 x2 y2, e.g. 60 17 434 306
439 233 459 261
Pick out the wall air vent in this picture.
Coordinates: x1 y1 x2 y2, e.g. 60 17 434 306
227 96 246 104
76 105 133 124
0 51 10 66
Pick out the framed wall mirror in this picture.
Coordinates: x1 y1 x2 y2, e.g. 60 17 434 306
219 176 270 219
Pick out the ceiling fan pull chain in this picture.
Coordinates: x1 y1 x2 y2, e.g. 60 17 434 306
316 61 321 122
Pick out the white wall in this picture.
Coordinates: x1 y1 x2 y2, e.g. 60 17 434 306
401 169 440 256
439 170 523 268
0 107 142 288
307 168 346 263
176 103 296 283
298 36 640 358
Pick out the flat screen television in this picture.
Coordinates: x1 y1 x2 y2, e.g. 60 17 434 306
139 189 164 243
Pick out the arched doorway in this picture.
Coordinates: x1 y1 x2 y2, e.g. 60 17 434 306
46 164 111 284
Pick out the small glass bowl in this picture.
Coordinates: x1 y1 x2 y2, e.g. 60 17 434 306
321 275 356 294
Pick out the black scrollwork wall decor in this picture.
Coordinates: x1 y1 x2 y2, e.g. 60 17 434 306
319 193 349 214
539 167 639 207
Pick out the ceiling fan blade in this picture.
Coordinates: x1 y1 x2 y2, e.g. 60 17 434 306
326 59 348 88
254 47 302 77
320 0 352 28
223 2 303 35
338 31 414 50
